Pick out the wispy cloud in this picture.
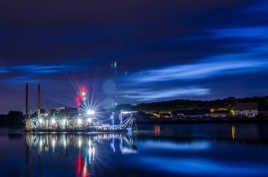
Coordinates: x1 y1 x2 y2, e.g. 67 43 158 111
11 64 75 74
211 26 268 39
0 68 9 73
129 56 268 83
120 87 210 101
1 76 40 85
0 59 96 75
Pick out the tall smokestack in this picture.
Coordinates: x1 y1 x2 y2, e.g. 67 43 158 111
38 84 40 116
26 83 29 118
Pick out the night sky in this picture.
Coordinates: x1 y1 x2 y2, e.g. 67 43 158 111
1 0 268 113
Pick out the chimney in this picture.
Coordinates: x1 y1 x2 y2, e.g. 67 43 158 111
26 83 29 118
38 84 40 116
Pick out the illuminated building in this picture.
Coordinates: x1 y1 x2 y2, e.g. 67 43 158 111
25 84 135 132
233 103 259 118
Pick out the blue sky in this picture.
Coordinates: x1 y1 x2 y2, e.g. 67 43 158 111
0 0 268 113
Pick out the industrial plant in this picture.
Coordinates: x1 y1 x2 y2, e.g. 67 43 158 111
24 83 135 132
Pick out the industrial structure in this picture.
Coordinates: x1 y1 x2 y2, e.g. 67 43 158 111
25 83 136 132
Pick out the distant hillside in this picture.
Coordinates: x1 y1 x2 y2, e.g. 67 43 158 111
0 111 24 126
132 96 268 113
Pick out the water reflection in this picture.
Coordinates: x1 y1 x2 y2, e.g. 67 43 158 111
137 123 268 144
4 123 268 177
25 133 137 177
154 125 161 136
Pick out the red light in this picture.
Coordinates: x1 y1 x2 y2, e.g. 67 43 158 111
83 160 86 169
76 97 81 102
81 86 87 92
77 155 81 174
77 102 81 107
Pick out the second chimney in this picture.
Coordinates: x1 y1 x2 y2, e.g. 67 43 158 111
26 83 29 118
38 84 40 116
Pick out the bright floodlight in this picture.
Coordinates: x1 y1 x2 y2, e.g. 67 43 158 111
87 109 95 115
81 91 86 97
77 119 82 124
121 111 131 114
51 119 56 124
87 118 92 123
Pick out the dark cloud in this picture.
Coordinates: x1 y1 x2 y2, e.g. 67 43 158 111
0 0 254 25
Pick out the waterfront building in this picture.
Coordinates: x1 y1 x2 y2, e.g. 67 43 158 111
160 113 172 119
172 110 210 119
233 103 258 118
208 110 230 118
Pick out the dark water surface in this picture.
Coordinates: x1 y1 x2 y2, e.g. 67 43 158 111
1 123 268 177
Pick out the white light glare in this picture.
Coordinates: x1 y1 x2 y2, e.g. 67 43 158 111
77 119 82 124
51 119 56 124
87 109 95 115
89 147 95 155
78 138 82 147
87 118 92 123
121 111 131 114
88 139 92 146
52 139 56 148
81 91 86 97
39 119 43 123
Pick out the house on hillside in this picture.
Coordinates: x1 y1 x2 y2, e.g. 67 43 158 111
233 103 258 118
172 110 210 119
160 113 172 119
208 110 230 118
258 101 268 118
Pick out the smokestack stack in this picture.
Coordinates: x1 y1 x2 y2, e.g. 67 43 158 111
38 84 40 116
26 83 29 118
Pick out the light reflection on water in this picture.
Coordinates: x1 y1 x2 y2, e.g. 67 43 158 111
140 157 268 176
24 133 137 177
2 123 268 177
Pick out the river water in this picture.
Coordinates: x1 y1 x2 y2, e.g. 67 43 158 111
1 123 268 177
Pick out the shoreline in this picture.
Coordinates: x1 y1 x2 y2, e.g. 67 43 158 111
135 117 268 124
